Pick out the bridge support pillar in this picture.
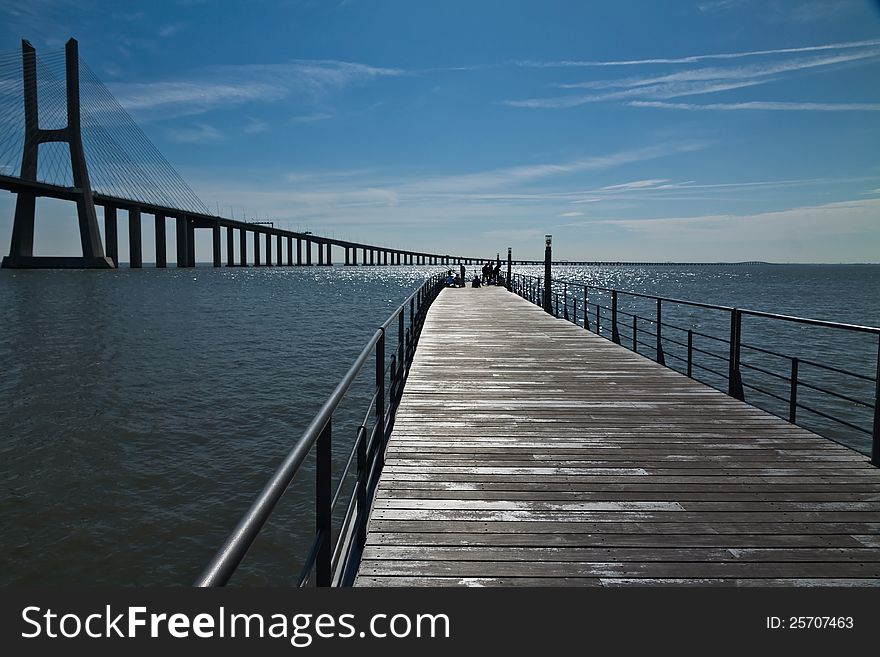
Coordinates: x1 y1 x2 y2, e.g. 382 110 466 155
253 230 261 266
296 238 302 265
345 247 350 266
226 226 234 266
306 240 313 266
212 222 221 268
239 227 247 266
128 209 142 268
351 246 357 265
264 232 272 266
176 216 187 267
186 218 195 267
104 207 118 267
276 233 283 265
318 242 324 266
155 213 166 268
287 236 293 266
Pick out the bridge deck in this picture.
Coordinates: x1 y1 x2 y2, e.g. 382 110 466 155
355 286 880 586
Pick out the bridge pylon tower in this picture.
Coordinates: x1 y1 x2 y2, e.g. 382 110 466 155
2 38 113 269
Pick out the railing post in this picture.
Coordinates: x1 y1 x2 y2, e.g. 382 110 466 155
573 297 578 326
315 419 332 587
687 329 693 378
789 357 799 424
376 330 386 447
611 291 621 344
542 235 552 314
633 316 638 352
655 298 665 365
728 309 744 400
389 354 398 409
506 247 512 291
563 284 569 321
872 335 880 467
584 287 590 331
356 425 367 549
596 303 600 336
554 293 559 318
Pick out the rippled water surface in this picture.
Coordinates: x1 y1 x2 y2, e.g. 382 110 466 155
1 264 878 585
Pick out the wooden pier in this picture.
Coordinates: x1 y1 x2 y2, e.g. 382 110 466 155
355 286 880 586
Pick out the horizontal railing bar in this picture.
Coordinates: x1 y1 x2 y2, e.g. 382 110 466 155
740 341 794 360
573 281 734 312
297 528 326 588
331 426 367 512
689 344 729 362
331 486 359 576
635 337 658 352
740 342 873 382
661 351 688 365
740 308 880 335
658 335 690 350
740 361 792 382
795 402 872 435
742 381 791 405
690 361 730 380
795 379 874 409
689 329 731 345
800 358 876 383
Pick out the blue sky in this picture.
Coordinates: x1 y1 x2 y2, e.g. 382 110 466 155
1 0 879 262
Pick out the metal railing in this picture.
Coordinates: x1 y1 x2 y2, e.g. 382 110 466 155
509 272 880 465
194 273 446 587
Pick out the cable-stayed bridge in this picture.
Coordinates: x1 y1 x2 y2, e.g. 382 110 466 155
0 38 484 269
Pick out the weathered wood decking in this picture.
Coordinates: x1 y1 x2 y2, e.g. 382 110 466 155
355 286 880 586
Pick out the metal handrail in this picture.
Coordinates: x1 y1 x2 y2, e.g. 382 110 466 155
509 271 880 465
195 273 445 587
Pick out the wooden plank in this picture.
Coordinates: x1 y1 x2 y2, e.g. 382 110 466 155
367 520 880 534
357 559 880 578
376 489 880 502
365 532 867 548
354 287 880 587
356 576 880 587
361 546 880 562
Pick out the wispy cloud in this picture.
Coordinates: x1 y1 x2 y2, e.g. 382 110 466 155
158 23 184 38
506 48 880 109
557 50 879 90
405 142 707 193
288 112 335 124
599 198 880 242
781 0 863 24
630 101 880 111
601 179 670 191
698 0 749 12
515 38 880 67
111 59 403 120
558 211 584 217
243 118 269 134
505 79 767 108
166 122 224 143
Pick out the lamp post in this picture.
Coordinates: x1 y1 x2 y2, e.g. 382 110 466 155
506 247 512 291
543 235 552 314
